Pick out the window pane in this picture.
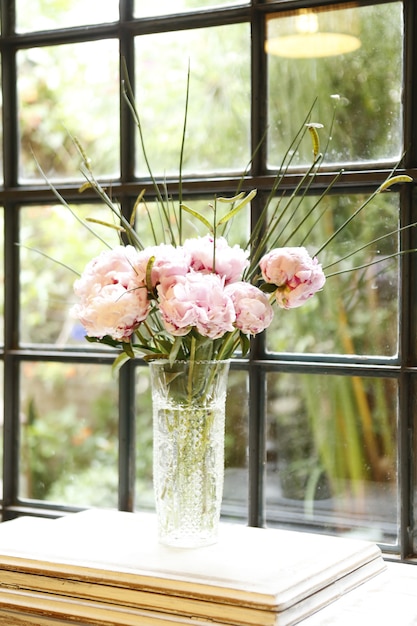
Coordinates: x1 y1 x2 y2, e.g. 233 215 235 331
135 0 245 18
19 362 118 507
135 367 153 511
267 2 403 166
266 192 399 356
266 372 398 545
134 24 250 177
224 370 249 522
20 205 118 346
18 40 119 182
16 0 119 32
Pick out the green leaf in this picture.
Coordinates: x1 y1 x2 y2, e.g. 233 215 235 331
260 282 278 293
217 192 246 203
146 256 155 294
85 217 126 232
180 203 213 231
169 336 184 366
217 189 257 226
131 189 146 227
122 341 135 358
239 332 251 357
86 334 120 348
305 122 324 159
111 351 131 377
378 174 413 192
78 181 94 193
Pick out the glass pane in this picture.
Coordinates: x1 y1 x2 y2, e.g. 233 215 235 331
266 192 399 356
134 24 250 177
19 362 118 506
135 0 245 18
16 0 119 32
135 366 153 511
267 2 402 166
18 40 119 182
20 204 118 346
135 367 249 521
266 372 398 545
223 369 249 522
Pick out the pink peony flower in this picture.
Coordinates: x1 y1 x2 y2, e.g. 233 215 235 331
72 245 150 340
73 244 140 297
260 246 326 309
183 234 249 283
157 271 236 339
225 282 273 335
135 243 191 291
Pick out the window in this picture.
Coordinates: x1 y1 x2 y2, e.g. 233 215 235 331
1 0 416 562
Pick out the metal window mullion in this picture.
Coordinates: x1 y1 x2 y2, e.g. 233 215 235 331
1 42 18 186
404 0 417 168
247 354 267 528
246 9 268 528
398 370 414 559
0 0 15 36
1 0 20 519
398 184 414 557
2 201 21 519
117 0 137 513
399 0 417 560
2 353 20 520
398 182 417 559
118 360 136 512
120 0 135 184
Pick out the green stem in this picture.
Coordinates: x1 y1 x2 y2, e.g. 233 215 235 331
178 63 191 245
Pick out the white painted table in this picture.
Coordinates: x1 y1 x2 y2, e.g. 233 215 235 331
301 561 417 625
0 510 413 625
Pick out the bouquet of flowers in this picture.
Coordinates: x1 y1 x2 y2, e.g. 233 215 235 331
72 220 326 365
48 75 412 369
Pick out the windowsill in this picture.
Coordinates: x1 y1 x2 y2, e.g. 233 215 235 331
300 561 417 625
0 510 414 625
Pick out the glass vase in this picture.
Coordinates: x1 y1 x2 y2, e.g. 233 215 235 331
149 359 230 548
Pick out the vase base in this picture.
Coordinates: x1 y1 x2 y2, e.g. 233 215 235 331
159 532 218 549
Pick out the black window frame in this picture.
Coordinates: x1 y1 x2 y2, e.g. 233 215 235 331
1 0 416 562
